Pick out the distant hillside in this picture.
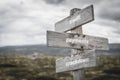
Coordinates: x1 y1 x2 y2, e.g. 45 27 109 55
0 44 120 56
0 45 71 56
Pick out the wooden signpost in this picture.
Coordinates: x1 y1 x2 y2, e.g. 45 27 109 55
47 5 109 80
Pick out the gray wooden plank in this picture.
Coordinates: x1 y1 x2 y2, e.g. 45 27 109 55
55 5 94 32
56 49 97 73
47 31 109 50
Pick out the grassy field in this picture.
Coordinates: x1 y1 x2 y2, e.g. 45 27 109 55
0 55 119 80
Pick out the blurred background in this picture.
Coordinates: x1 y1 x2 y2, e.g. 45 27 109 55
0 0 120 80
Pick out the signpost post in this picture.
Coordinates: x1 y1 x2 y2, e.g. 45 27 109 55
47 5 109 80
69 8 85 80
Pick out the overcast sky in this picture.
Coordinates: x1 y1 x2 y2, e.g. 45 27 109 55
0 0 120 47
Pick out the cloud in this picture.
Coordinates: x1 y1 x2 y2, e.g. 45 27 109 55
0 33 46 46
94 0 120 38
98 0 120 22
44 0 65 5
0 0 67 46
0 0 120 47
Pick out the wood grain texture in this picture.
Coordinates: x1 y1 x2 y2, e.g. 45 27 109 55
73 69 85 80
55 5 94 32
47 31 109 50
70 8 85 80
56 49 97 73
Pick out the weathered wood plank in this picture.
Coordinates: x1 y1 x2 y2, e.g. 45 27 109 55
56 49 97 73
47 31 109 50
55 5 94 32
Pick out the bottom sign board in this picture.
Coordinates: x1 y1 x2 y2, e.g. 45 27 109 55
56 49 97 73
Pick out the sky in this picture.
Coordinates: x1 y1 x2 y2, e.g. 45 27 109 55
0 0 120 47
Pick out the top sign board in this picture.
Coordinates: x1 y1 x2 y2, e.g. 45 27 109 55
55 5 94 32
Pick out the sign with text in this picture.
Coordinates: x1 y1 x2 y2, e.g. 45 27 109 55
47 31 109 50
55 5 94 32
56 49 97 73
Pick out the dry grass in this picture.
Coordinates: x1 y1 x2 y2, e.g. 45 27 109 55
0 55 119 80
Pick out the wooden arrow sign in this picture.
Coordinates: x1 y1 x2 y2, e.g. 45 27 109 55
56 49 97 73
55 5 94 32
47 31 109 50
